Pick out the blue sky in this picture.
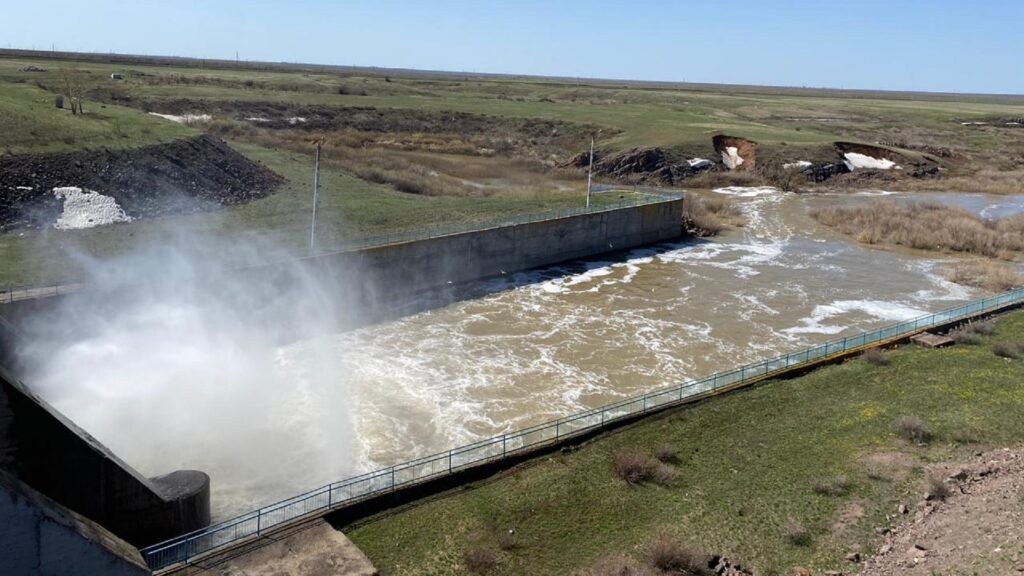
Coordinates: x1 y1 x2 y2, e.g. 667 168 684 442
2 0 1022 94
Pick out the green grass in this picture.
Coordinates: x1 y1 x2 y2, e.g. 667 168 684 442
0 80 193 154
345 311 1024 576
4 55 1023 157
0 142 634 286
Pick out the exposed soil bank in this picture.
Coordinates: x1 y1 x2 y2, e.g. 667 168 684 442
713 135 757 171
0 135 283 230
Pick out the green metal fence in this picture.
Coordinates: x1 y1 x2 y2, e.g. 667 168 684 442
141 288 1024 571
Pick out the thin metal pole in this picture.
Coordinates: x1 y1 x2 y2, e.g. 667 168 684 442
310 141 321 252
586 135 595 209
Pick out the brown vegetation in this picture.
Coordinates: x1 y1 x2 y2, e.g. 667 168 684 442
945 260 1024 292
783 518 811 547
811 200 1024 259
993 341 1024 359
683 195 746 237
613 449 653 485
861 348 891 366
645 532 712 575
653 443 677 463
813 475 852 497
463 547 497 574
894 416 932 444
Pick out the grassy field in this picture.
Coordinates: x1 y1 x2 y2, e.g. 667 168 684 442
2 52 1024 286
345 310 1024 575
0 80 193 154
0 141 633 286
3 55 1023 160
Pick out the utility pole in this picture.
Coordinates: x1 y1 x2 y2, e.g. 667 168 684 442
310 141 321 252
585 134 595 209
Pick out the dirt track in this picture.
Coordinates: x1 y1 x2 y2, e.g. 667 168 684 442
859 447 1024 575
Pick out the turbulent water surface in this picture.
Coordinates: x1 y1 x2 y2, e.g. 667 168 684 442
254 187 1020 518
24 186 1024 520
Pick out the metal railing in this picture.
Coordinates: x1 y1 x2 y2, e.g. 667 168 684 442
141 288 1024 570
1 189 680 304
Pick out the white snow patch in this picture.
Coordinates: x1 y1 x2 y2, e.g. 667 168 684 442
52 187 133 230
843 152 900 171
15 186 33 191
721 146 744 170
783 160 812 170
246 116 271 123
149 112 211 124
687 158 713 169
288 117 307 125
961 122 988 126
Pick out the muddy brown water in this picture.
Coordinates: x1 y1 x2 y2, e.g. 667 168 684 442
232 187 1017 519
24 186 1024 520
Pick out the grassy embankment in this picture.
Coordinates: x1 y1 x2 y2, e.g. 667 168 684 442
0 138 636 286
3 54 1024 284
345 309 1024 576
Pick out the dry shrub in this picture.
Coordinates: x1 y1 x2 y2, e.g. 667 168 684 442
645 532 712 574
683 196 745 237
651 462 681 487
952 330 983 345
759 163 806 192
945 261 1024 292
926 474 952 501
574 554 655 576
614 449 653 485
993 341 1024 359
894 416 932 444
968 321 997 336
496 529 517 551
783 518 811 547
952 320 995 344
811 200 1024 259
654 443 678 463
813 475 852 497
464 547 497 575
861 348 890 366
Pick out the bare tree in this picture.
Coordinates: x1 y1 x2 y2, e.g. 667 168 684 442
58 68 87 115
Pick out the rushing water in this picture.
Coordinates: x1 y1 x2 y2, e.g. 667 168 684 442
23 186 1024 520
210 187 1013 519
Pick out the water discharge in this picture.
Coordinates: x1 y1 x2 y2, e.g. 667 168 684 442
18 187 1024 520
269 187 1015 516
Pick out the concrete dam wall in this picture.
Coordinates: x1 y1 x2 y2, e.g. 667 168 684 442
0 196 683 562
0 317 211 549
263 195 685 306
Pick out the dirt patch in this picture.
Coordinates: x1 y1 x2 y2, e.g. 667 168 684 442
859 448 1024 575
0 135 283 230
831 500 867 538
712 135 757 171
861 450 917 482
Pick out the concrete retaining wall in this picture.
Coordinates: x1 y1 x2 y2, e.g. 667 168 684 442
0 316 210 548
0 469 150 576
262 197 683 306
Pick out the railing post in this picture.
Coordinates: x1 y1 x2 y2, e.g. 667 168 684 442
556 421 560 439
448 450 453 473
328 484 333 507
502 434 506 457
391 467 395 489
256 509 261 536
